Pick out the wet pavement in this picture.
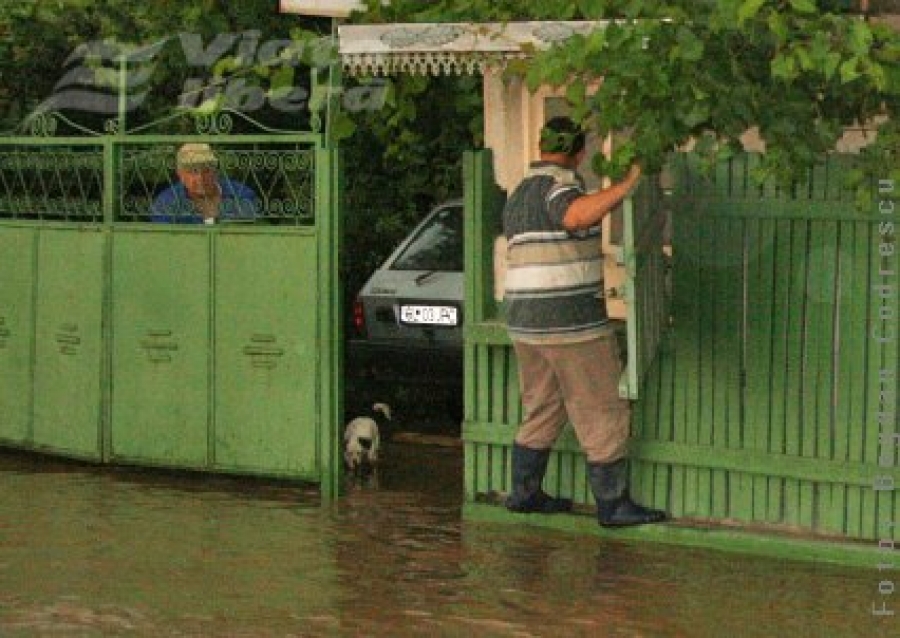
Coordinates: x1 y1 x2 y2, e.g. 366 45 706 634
0 442 895 637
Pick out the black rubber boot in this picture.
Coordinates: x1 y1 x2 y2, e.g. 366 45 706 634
588 459 667 527
505 443 573 514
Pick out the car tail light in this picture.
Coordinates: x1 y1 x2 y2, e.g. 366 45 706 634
352 299 366 337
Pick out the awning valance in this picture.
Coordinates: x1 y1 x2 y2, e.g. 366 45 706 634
338 21 606 76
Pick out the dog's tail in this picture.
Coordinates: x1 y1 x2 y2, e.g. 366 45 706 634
370 402 392 440
372 402 391 421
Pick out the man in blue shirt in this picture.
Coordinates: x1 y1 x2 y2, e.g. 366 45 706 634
151 143 259 224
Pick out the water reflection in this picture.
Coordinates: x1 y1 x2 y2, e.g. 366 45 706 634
0 446 893 637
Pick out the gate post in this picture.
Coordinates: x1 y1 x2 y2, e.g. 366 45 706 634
100 137 119 462
317 142 344 503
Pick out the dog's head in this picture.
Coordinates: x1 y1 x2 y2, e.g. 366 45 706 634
345 447 363 470
344 444 375 477
344 415 379 476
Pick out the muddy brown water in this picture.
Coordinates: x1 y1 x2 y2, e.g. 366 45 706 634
0 443 893 637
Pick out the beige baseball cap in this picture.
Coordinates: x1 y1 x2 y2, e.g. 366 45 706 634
176 143 218 169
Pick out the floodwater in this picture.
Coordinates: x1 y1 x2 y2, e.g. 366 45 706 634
0 441 895 638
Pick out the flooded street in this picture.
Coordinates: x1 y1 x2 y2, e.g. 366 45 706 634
0 442 893 637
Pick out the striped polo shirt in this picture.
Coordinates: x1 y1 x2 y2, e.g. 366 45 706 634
502 161 609 344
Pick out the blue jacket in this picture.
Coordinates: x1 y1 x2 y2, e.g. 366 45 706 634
150 177 260 223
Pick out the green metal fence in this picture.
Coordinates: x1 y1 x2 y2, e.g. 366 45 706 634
461 149 899 565
0 113 344 499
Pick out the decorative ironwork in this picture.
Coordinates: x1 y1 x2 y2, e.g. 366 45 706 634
0 139 317 225
0 58 325 225
27 113 59 138
0 146 105 221
104 119 121 135
126 107 312 136
12 74 320 138
118 144 316 225
195 113 234 136
19 110 111 137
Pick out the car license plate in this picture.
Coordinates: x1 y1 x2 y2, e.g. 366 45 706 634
399 304 458 327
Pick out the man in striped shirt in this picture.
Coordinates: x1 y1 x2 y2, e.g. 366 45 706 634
503 116 666 527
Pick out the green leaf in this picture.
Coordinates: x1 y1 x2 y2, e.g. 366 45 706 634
677 101 711 129
676 26 704 62
524 63 544 93
789 0 817 13
872 41 900 65
823 52 842 80
848 20 874 56
767 12 789 42
738 0 767 26
576 0 607 18
269 66 295 92
565 78 586 107
795 46 813 71
193 94 224 115
212 55 240 78
545 56 569 86
863 59 887 91
771 54 797 81
839 58 861 83
330 112 357 141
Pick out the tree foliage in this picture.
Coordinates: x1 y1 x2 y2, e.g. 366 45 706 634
0 0 330 131
359 0 899 196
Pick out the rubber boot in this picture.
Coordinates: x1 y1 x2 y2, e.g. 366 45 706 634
588 459 667 527
505 443 572 514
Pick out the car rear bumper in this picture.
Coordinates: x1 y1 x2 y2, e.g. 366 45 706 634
346 339 462 386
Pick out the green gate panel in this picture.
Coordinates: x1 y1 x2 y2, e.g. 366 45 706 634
213 232 319 477
620 177 668 400
111 230 211 467
0 226 36 444
0 133 334 491
32 228 104 459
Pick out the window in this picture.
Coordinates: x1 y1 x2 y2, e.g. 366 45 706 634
391 205 463 272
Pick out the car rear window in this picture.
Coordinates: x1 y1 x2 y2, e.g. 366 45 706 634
391 205 463 272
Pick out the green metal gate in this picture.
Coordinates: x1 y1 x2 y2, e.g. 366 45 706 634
0 113 343 498
619 174 668 400
34 226 106 458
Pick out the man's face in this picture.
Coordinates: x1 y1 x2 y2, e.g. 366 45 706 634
178 167 218 198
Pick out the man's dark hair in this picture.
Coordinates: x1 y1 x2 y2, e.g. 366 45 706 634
539 116 587 157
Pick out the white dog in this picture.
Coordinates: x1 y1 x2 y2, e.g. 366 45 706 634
344 403 391 476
